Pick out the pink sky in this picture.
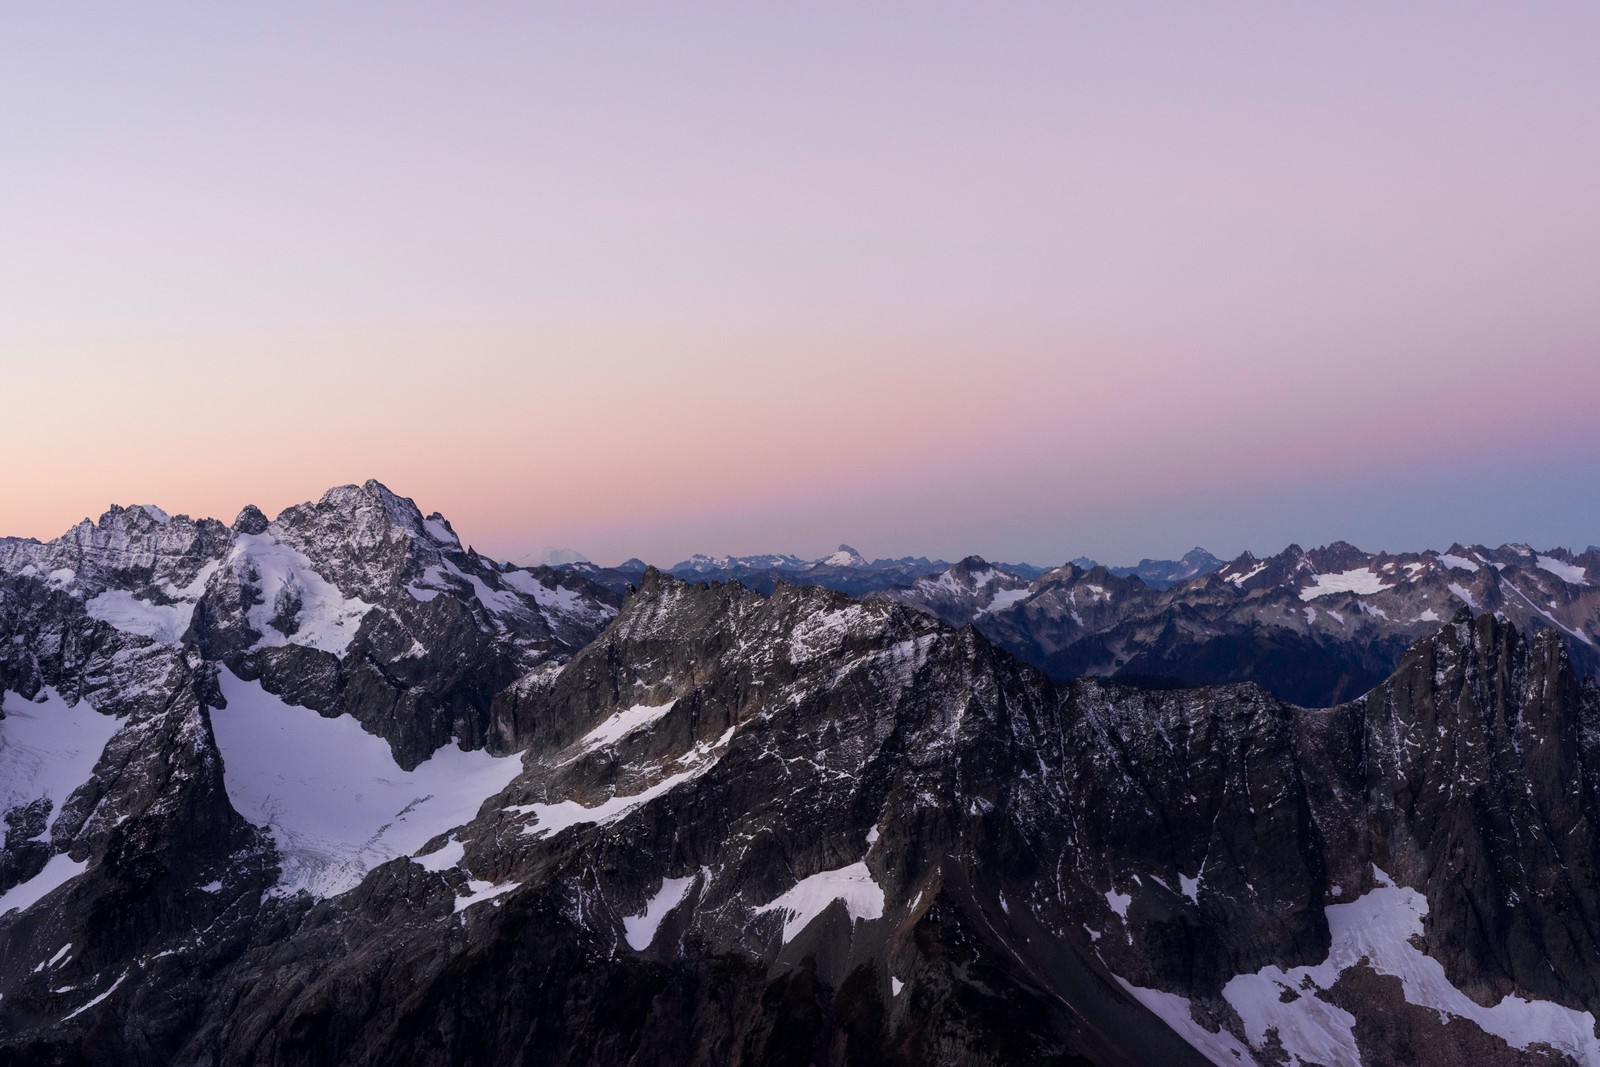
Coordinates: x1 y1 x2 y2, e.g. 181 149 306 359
2 5 1597 564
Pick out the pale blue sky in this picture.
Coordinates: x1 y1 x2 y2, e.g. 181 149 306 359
2 4 1596 564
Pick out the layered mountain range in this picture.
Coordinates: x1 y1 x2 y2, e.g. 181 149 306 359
1067 548 1226 590
881 541 1599 707
561 548 1050 599
566 539 1597 708
2 482 1599 1066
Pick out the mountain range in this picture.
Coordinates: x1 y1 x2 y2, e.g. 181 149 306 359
2 480 1599 1066
561 540 1598 708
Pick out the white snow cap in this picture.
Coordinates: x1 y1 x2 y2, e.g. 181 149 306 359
820 545 867 567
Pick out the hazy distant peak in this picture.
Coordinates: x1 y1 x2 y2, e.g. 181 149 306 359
514 547 591 567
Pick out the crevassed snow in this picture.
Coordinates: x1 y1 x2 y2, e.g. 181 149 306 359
210 671 523 898
454 879 520 913
0 689 122 848
755 860 885 943
1116 978 1257 1065
0 853 90 915
229 533 370 655
1537 555 1590 585
1221 868 1600 1067
1448 582 1479 611
1439 554 1479 572
84 590 195 645
624 875 695 949
1299 569 1391 601
579 701 677 752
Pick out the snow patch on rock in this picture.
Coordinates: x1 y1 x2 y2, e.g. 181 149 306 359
0 853 90 916
978 586 1032 615
1220 868 1600 1067
755 860 885 943
422 517 459 547
501 569 614 622
1114 978 1256 1066
624 874 695 949
413 837 466 873
579 701 677 752
61 971 127 1021
1538 555 1589 586
1105 888 1132 918
509 727 733 840
1299 569 1391 601
454 879 520 913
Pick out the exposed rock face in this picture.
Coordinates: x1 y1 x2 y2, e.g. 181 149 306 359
3 491 1600 1066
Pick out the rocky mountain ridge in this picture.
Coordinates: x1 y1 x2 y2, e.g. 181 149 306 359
885 540 1600 707
2 483 1599 1066
1067 547 1225 589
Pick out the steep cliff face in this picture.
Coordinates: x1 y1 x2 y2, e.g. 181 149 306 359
3 494 1600 1066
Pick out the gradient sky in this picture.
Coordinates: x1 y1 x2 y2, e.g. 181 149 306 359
3 4 1597 566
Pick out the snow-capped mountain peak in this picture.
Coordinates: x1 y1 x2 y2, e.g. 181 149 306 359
820 544 867 567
